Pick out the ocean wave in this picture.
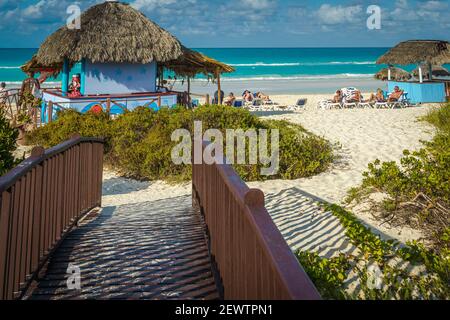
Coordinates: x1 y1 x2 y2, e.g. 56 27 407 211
229 61 375 67
191 74 374 82
0 66 21 69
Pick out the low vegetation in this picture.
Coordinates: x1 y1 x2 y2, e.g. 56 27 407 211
0 110 19 176
297 204 449 300
346 103 450 249
27 105 334 182
298 104 450 300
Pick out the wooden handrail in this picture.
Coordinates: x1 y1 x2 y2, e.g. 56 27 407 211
0 136 104 299
192 139 321 300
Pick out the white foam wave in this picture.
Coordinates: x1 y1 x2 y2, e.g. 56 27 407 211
190 73 374 82
0 66 21 69
229 61 375 67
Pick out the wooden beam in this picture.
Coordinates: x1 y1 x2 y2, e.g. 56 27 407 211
217 71 221 105
187 77 191 107
428 62 433 82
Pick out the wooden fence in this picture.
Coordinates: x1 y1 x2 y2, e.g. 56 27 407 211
0 136 104 299
192 139 321 300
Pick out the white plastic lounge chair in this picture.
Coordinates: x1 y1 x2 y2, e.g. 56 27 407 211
374 101 389 109
341 87 359 108
358 101 373 109
318 100 342 110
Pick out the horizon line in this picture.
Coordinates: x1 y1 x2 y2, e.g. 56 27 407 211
0 46 392 50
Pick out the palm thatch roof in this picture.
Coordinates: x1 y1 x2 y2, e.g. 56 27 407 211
412 64 450 78
162 47 235 78
21 55 64 78
374 67 412 81
377 40 450 65
35 1 183 65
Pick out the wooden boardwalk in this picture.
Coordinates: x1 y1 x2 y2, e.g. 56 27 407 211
27 196 220 300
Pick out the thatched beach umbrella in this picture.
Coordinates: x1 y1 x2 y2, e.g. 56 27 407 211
35 1 183 65
377 40 450 82
374 67 411 81
377 40 450 66
412 65 450 79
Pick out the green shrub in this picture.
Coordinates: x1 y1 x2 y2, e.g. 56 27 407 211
297 251 351 299
0 110 19 176
298 204 449 300
27 105 334 182
346 104 450 248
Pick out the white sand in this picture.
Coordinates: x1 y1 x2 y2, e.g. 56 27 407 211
102 170 191 208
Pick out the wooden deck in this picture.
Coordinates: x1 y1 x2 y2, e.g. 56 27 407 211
27 196 220 300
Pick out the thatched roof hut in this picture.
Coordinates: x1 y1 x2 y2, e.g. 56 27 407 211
29 1 233 80
35 1 183 65
377 40 450 65
374 67 412 81
412 65 450 78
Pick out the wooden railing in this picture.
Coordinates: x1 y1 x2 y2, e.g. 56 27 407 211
192 139 321 300
0 89 21 119
0 136 104 299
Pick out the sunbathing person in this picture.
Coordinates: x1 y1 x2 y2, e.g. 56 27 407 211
256 92 271 101
333 90 343 103
243 90 254 102
388 86 404 102
224 92 236 106
351 90 363 102
368 88 386 103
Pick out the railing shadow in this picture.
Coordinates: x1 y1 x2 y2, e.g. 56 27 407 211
29 195 220 300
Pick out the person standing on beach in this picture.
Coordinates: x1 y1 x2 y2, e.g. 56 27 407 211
19 71 41 120
0 82 6 103
21 72 40 97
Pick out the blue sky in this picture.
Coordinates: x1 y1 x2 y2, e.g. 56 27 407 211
0 0 449 48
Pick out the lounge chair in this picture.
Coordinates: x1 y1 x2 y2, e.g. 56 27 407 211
358 101 373 109
374 101 389 109
233 100 244 108
341 87 359 108
318 99 341 109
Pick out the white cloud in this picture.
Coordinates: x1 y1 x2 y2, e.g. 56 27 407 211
316 4 363 25
240 0 275 10
131 0 178 11
419 0 448 11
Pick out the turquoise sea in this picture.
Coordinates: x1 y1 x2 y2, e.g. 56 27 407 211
1 48 447 94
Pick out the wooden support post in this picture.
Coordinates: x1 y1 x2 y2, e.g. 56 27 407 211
205 94 210 105
158 96 162 107
428 62 433 82
217 71 222 105
31 146 45 158
48 101 53 123
62 59 69 96
187 77 191 107
106 98 111 119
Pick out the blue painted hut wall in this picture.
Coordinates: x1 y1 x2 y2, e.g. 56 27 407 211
84 61 157 95
388 81 446 103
